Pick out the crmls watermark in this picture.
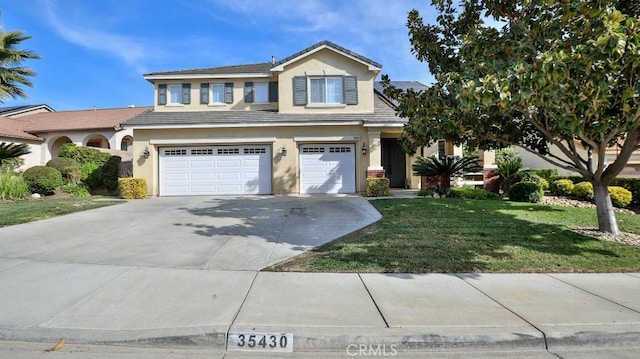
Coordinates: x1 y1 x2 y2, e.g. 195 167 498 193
346 344 398 357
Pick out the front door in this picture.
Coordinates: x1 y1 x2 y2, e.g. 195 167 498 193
381 138 406 188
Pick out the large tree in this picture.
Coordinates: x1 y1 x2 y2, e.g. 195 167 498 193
0 30 40 102
384 0 640 234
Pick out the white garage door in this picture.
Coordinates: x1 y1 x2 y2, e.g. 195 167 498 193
159 145 271 196
299 144 356 194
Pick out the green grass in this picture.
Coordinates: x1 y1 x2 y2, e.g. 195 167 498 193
269 198 640 273
0 197 123 227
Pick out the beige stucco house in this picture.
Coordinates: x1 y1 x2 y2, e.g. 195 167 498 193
126 41 456 196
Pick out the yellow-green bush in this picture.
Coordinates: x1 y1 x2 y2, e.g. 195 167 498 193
572 182 594 201
539 178 549 191
550 179 574 196
608 186 632 208
118 178 147 199
366 177 390 197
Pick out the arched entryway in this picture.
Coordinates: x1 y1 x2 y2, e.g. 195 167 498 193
84 134 110 149
50 136 72 157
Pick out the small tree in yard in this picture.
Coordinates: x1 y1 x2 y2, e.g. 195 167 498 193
0 142 30 166
413 155 479 193
384 0 640 234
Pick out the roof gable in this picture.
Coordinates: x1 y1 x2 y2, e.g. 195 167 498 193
270 40 382 72
0 104 55 118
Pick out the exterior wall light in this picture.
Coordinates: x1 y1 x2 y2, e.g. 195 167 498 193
142 146 150 159
280 146 287 156
362 143 367 155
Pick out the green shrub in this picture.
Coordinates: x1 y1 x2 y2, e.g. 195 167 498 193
610 178 640 207
572 182 594 201
59 143 111 164
509 181 544 203
61 183 90 197
608 186 632 208
0 157 24 173
549 175 584 184
60 144 120 190
550 179 575 196
417 188 435 197
498 159 522 193
366 177 390 197
495 148 521 165
528 169 558 181
46 157 81 183
22 166 63 195
118 178 147 199
515 171 545 187
0 172 29 200
539 178 550 191
449 186 502 200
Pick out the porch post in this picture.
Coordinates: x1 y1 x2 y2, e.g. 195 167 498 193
366 130 384 177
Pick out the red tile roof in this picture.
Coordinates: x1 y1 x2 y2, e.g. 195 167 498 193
20 106 153 133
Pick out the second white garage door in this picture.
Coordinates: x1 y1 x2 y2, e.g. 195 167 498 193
299 144 356 194
159 145 271 196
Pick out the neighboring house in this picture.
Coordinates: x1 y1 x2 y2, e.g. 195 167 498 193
126 40 470 196
516 142 640 178
0 104 55 118
1 106 152 170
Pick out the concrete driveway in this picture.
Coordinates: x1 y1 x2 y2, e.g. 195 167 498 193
0 195 381 270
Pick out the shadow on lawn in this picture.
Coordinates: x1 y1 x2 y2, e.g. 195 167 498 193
302 198 634 274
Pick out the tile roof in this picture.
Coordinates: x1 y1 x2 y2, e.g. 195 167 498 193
124 94 402 127
0 117 43 141
374 81 429 107
144 63 273 77
20 106 153 133
143 40 382 78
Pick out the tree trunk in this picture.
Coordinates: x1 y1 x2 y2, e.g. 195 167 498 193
439 175 451 194
593 180 619 235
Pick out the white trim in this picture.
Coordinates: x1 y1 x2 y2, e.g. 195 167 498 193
305 69 346 76
306 104 346 109
150 137 277 145
145 73 271 81
363 123 405 127
271 44 382 72
127 121 362 130
294 136 361 142
367 166 384 171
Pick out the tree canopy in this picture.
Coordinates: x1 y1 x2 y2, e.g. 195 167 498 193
0 30 40 102
384 0 640 234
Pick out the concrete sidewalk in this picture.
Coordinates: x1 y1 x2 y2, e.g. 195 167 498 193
0 261 638 356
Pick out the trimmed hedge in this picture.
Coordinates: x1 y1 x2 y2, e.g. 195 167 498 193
550 179 575 196
118 178 147 199
527 169 558 181
608 186 632 208
449 186 502 200
23 166 63 195
572 182 594 201
509 181 544 203
46 157 81 183
610 178 640 207
366 177 390 197
59 144 120 191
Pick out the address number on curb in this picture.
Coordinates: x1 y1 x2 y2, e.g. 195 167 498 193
227 332 293 352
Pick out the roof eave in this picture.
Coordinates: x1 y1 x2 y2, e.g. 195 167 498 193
144 73 272 82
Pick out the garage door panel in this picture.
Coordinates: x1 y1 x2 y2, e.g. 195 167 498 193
300 144 355 194
159 146 271 196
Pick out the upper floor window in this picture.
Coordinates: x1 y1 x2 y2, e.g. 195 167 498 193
244 81 278 103
293 75 358 106
158 83 190 106
310 77 343 104
211 84 224 104
168 85 182 105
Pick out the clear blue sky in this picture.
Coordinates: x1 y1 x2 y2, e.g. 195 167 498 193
1 0 436 111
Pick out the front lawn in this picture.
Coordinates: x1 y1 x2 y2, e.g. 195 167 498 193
0 197 123 227
268 198 640 273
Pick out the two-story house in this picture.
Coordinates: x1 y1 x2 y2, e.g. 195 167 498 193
125 40 442 196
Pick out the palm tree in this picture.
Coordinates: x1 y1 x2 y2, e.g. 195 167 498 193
413 155 479 193
0 142 30 164
0 30 40 102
